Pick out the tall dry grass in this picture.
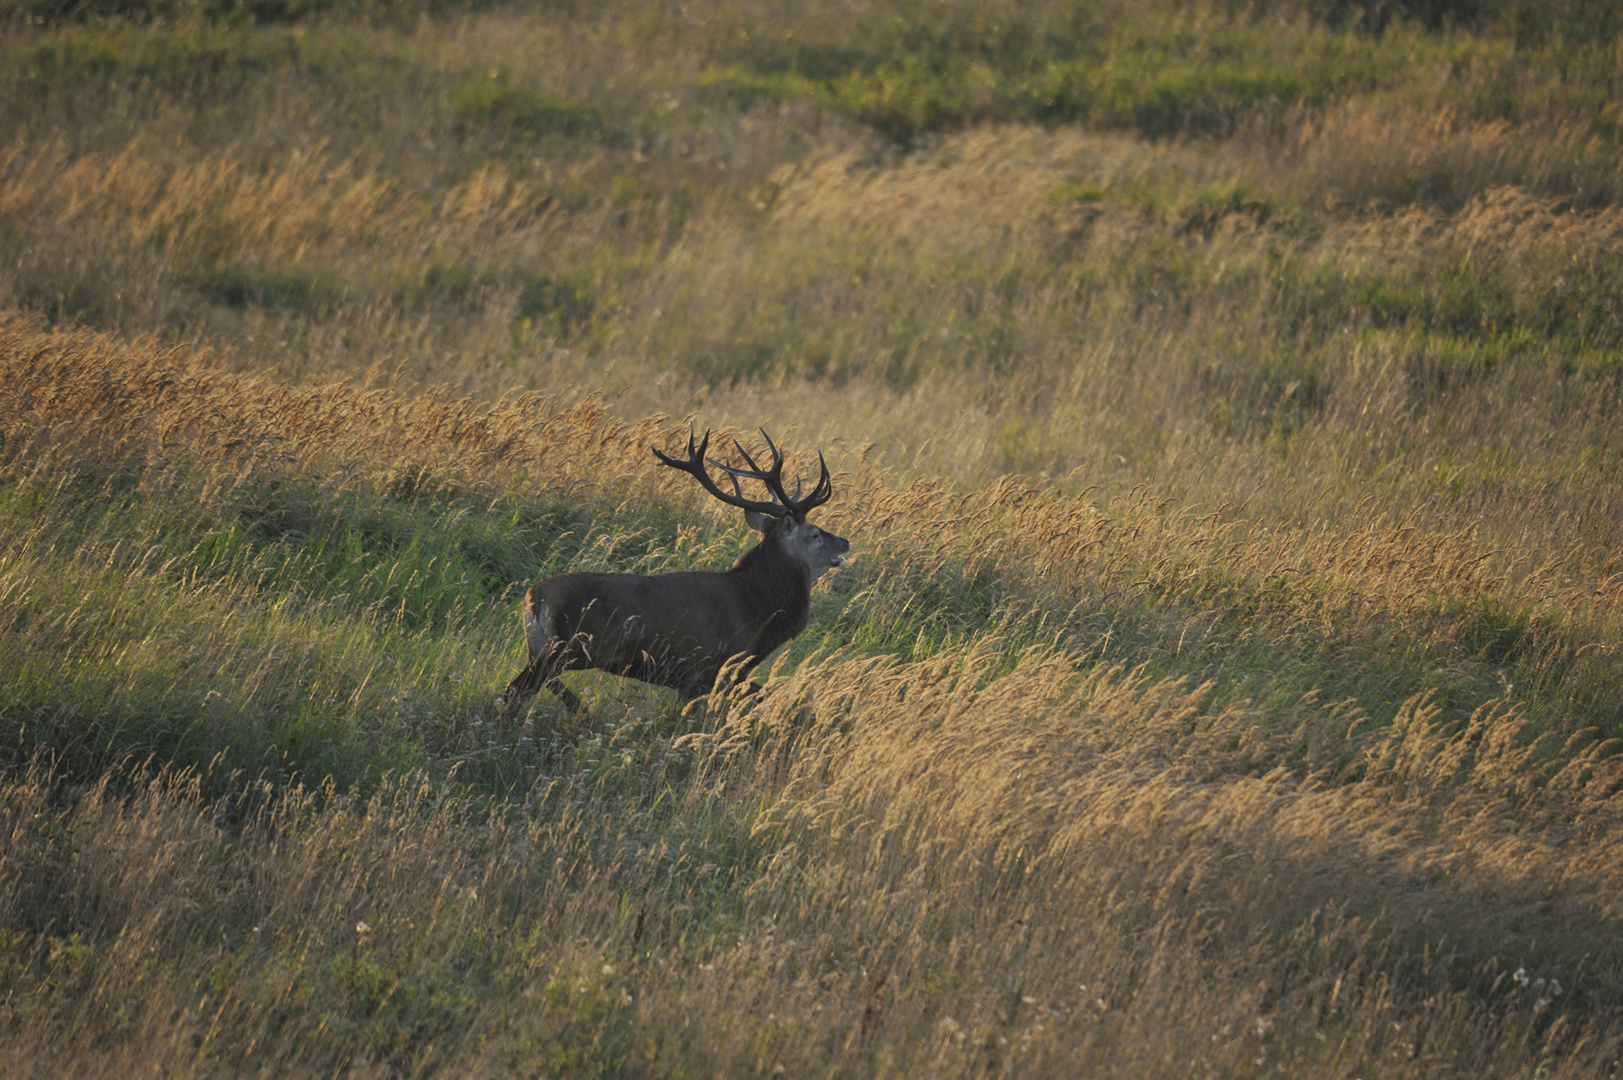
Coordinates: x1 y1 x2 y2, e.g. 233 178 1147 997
3 649 1620 1076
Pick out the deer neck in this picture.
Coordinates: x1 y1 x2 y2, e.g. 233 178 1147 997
730 536 812 614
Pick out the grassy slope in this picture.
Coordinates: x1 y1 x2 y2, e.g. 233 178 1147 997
2 317 1621 1077
2 0 1622 1075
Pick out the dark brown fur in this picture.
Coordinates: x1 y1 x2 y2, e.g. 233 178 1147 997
500 513 845 717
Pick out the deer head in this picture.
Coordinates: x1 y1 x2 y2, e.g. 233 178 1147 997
653 427 850 583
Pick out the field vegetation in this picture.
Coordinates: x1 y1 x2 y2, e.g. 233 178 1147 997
2 0 1622 1075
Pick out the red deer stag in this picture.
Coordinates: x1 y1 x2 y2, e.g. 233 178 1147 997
499 428 850 719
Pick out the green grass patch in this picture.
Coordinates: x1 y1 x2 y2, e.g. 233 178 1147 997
185 261 352 317
20 22 310 95
449 73 603 141
700 13 1415 143
1268 247 1623 371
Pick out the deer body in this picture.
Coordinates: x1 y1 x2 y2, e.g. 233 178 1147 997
500 431 849 719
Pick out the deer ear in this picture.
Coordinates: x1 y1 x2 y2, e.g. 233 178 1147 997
744 509 773 533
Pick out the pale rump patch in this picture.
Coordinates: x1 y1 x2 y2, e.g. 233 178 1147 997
523 597 550 658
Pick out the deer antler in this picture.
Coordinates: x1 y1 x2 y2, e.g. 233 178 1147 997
652 426 788 518
712 428 832 520
654 427 833 521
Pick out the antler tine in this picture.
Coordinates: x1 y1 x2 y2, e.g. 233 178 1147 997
716 429 784 481
720 469 752 505
784 449 833 515
712 456 770 482
650 424 705 475
750 428 794 507
729 437 768 477
758 427 783 467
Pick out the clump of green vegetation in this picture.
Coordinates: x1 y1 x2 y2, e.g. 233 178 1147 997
450 73 602 140
185 261 351 316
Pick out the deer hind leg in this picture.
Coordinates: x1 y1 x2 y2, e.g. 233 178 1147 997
542 675 582 714
500 596 583 720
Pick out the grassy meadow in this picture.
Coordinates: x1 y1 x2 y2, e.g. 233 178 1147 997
3 0 1623 1075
